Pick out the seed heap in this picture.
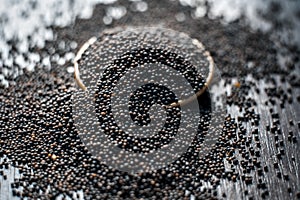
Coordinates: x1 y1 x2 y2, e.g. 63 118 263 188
92 44 208 153
0 1 300 199
2 72 298 199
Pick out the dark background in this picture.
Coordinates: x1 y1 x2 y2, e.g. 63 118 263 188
0 0 299 199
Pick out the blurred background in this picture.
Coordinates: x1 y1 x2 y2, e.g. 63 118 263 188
0 0 299 86
0 0 299 199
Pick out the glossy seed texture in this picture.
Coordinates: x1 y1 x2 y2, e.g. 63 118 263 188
0 0 299 199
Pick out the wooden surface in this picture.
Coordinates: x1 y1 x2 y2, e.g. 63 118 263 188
0 0 299 199
1 77 299 200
